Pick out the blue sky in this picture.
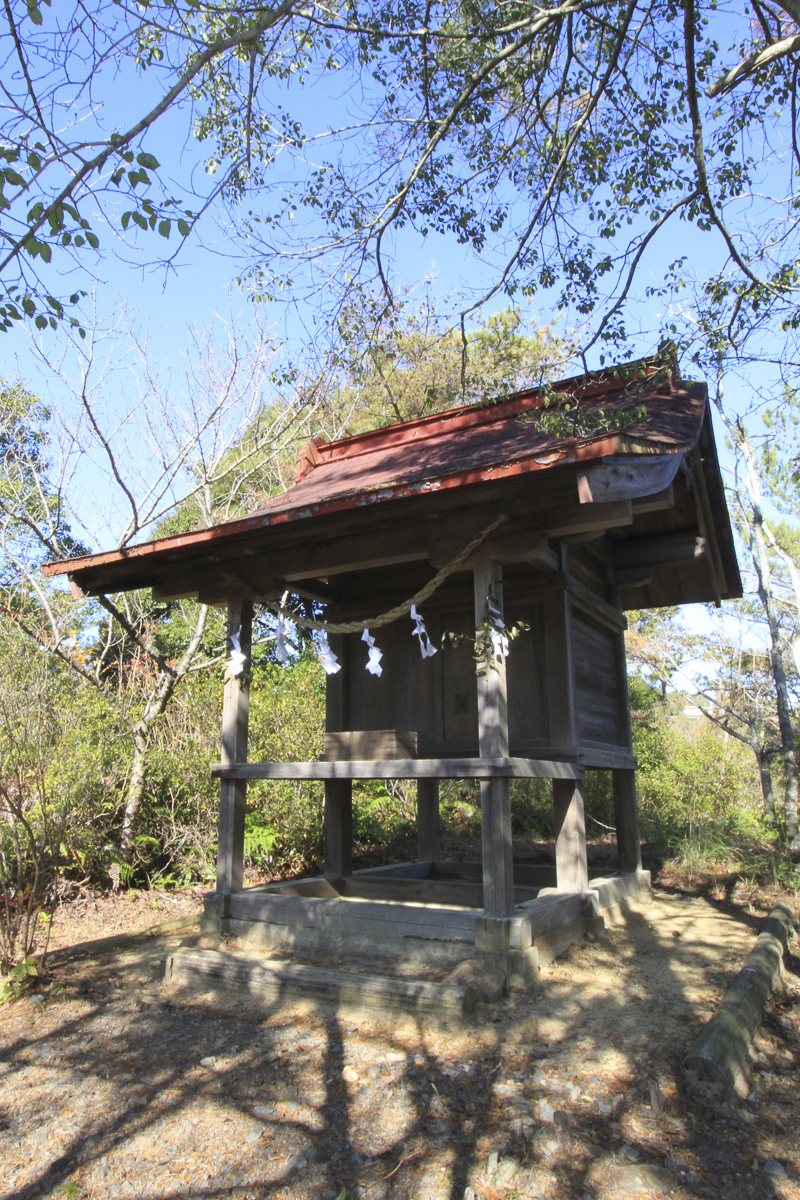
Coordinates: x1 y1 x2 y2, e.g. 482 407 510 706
1 2 787 676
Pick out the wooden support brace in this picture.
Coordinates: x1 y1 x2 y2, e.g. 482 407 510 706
417 778 440 863
612 768 642 873
552 778 589 893
216 600 252 895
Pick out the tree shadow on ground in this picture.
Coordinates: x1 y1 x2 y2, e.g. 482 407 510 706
0 887 796 1200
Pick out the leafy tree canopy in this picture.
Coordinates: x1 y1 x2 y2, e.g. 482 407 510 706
1 0 799 372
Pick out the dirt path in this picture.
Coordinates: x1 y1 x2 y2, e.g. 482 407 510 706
1 886 798 1200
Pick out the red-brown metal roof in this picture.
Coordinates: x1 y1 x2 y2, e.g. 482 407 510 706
266 372 703 517
43 358 707 583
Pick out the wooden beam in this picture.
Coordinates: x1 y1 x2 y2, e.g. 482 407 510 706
211 757 584 780
195 574 339 607
216 600 252 896
632 485 674 515
577 454 681 505
613 531 706 569
185 521 439 600
429 523 548 569
615 567 653 588
161 498 630 604
541 500 633 539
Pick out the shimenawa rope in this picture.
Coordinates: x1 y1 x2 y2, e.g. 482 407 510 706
264 512 509 636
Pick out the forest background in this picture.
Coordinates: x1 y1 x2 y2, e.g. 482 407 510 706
3 0 800 989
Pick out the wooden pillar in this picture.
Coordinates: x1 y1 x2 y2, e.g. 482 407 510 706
553 777 589 892
417 779 440 863
324 779 353 878
612 768 642 873
324 633 352 878
216 599 252 896
474 560 514 921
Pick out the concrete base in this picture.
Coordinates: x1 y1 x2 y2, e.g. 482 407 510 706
166 947 477 1022
225 916 471 967
200 864 651 1003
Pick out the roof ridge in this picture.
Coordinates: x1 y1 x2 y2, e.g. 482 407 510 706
293 353 672 477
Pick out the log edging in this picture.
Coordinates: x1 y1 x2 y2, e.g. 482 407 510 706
681 904 796 1105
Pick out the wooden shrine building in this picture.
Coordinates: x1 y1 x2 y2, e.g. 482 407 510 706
45 351 741 986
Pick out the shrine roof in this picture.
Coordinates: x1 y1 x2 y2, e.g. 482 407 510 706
268 365 704 516
43 355 711 586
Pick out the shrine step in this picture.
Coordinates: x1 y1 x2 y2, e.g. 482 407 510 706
165 947 478 1020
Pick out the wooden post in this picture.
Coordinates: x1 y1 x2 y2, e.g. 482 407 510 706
553 777 589 892
474 560 514 922
417 779 440 863
324 779 353 878
216 599 252 896
612 768 642 873
324 633 352 878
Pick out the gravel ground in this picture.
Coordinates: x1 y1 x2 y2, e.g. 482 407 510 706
1 886 798 1200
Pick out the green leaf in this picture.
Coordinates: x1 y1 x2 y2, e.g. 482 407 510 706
177 218 190 236
136 151 160 170
158 219 170 238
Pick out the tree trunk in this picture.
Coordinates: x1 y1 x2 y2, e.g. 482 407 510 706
754 745 776 825
734 430 800 851
119 604 210 860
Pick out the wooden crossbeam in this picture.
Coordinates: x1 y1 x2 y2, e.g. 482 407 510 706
613 531 706 570
210 757 584 781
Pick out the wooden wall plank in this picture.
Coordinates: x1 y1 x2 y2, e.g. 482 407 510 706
543 589 578 748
